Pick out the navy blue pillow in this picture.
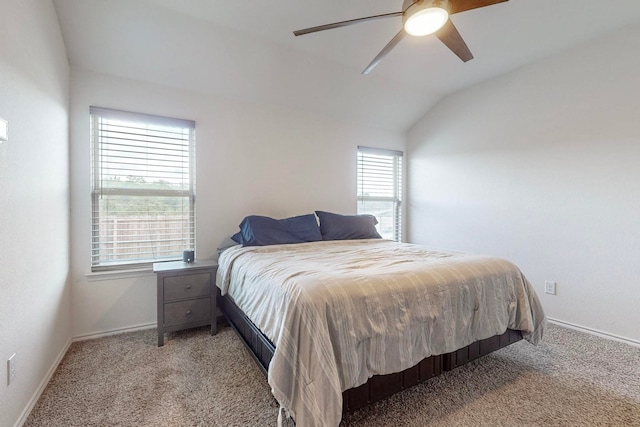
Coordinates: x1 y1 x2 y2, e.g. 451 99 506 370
239 214 322 247
315 211 382 240
231 232 243 244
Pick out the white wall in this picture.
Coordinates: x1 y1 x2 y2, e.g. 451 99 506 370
69 68 404 337
407 22 640 343
0 1 71 426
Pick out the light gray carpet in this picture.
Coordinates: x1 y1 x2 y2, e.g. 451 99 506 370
25 323 640 427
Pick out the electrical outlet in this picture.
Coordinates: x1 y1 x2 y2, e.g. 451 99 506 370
544 281 557 295
7 353 16 386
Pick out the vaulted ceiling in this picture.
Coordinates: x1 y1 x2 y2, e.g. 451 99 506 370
53 0 640 131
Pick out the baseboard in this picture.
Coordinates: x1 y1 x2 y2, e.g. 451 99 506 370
13 338 72 427
13 317 636 427
73 322 157 342
548 317 640 348
13 323 157 427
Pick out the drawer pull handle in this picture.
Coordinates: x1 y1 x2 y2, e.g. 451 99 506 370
186 285 192 289
186 310 192 315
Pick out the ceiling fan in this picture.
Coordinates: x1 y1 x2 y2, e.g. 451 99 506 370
293 0 508 74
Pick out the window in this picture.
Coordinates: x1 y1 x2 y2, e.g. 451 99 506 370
357 146 403 241
90 107 195 271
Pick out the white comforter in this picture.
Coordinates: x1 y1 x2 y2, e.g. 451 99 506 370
216 239 546 427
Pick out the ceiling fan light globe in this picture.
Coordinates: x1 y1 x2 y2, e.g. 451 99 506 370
404 7 449 37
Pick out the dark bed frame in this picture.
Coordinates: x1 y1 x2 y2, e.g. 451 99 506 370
218 293 522 414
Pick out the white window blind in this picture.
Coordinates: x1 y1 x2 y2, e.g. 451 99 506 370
357 146 403 241
90 107 196 271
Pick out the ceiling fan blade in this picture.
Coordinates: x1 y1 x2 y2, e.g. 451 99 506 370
435 20 473 62
449 0 508 15
293 11 403 36
362 29 406 75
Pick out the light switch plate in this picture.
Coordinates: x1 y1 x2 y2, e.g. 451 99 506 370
0 118 7 142
7 353 16 386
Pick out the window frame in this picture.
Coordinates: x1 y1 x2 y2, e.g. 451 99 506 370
357 146 403 242
89 106 196 272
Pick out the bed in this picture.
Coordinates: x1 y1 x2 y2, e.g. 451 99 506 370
216 213 546 427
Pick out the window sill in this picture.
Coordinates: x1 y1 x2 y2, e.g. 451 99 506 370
85 267 154 282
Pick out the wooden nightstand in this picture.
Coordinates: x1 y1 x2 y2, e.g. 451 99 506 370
153 260 218 347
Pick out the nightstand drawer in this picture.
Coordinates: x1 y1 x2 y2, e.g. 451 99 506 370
163 272 211 301
154 260 217 346
163 298 210 327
